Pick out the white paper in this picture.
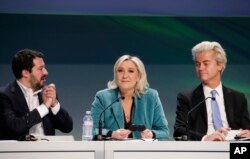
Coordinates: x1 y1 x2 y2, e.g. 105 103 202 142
226 130 240 141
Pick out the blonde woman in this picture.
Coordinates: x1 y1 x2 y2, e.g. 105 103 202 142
91 55 169 140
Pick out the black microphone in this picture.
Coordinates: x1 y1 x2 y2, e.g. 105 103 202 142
184 96 215 141
97 96 124 140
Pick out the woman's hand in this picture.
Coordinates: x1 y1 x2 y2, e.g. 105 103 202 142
111 129 131 139
141 129 153 139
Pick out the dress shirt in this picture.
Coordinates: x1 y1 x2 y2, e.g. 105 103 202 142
203 82 229 135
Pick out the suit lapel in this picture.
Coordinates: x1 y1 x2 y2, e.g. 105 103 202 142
111 102 124 129
11 81 29 114
222 86 234 127
132 96 143 124
192 85 207 126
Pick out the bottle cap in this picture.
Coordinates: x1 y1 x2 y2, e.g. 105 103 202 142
86 111 91 114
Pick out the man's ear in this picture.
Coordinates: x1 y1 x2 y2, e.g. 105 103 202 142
22 69 30 78
217 62 224 72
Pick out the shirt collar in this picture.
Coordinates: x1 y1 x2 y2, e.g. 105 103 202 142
203 82 223 97
16 80 42 96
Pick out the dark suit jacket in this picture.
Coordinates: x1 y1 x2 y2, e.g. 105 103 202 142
0 81 73 140
173 84 250 141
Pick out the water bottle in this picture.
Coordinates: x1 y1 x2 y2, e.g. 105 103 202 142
82 110 93 141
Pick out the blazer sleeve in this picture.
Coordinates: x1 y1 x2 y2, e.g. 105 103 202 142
0 91 42 138
151 90 170 139
228 91 250 130
239 93 250 129
91 91 110 136
48 106 73 133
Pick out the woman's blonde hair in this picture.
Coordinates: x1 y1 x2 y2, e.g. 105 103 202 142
107 55 149 96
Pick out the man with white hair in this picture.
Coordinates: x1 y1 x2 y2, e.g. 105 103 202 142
174 41 250 141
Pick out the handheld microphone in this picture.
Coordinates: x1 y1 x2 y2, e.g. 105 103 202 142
185 96 215 141
97 96 124 140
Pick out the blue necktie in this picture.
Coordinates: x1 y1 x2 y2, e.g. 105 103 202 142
211 90 223 130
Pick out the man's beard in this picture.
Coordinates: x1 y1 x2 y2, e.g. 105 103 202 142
30 74 44 91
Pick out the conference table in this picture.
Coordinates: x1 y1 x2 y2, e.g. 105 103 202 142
0 138 236 159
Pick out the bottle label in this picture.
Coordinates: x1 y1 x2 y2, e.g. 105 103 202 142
82 120 93 140
83 121 93 126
